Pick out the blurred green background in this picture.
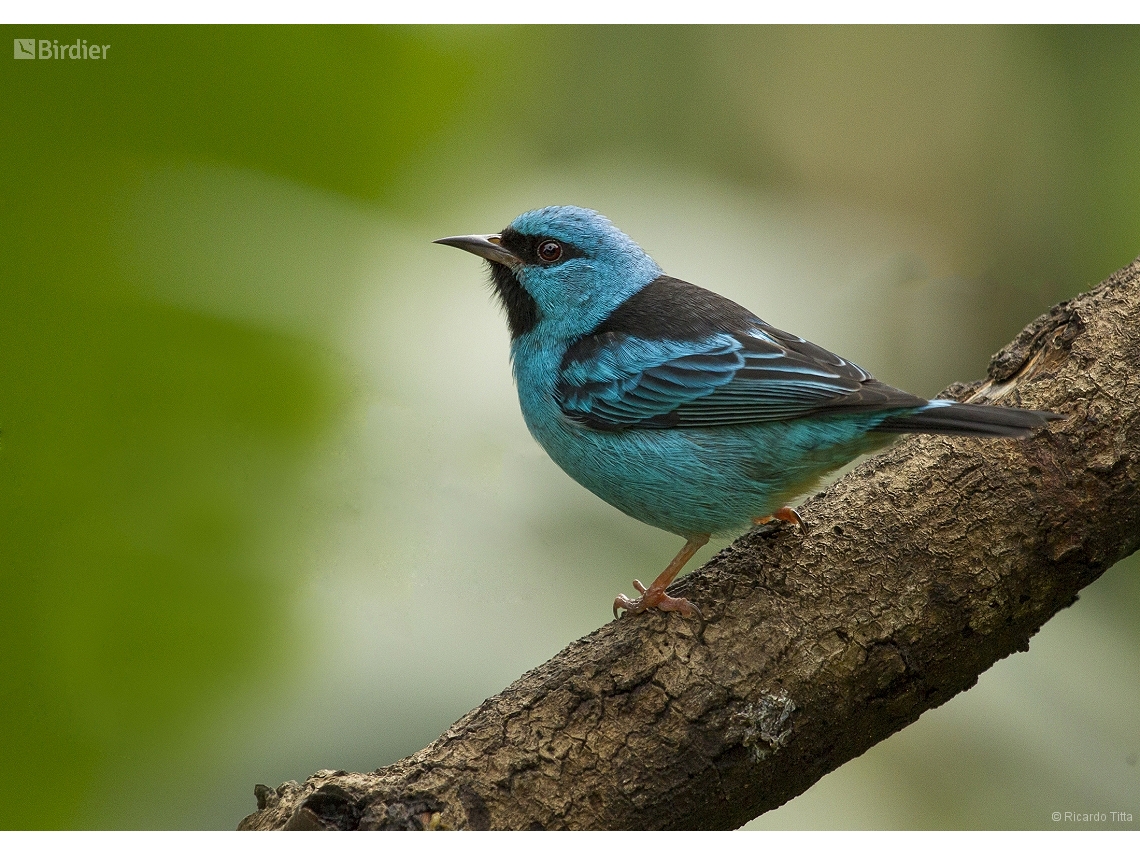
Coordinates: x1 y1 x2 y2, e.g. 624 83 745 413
1 25 1137 830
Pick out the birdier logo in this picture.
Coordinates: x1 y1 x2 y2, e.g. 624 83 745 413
13 38 110 59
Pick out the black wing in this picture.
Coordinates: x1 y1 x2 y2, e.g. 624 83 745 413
556 276 925 431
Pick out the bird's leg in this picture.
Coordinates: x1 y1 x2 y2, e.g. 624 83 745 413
613 534 709 620
753 506 807 534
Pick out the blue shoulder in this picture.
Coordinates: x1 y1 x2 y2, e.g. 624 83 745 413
558 332 745 426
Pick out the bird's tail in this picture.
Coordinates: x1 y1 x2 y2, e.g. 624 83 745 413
873 399 1061 439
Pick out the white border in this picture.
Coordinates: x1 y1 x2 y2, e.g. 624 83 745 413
3 2 1140 25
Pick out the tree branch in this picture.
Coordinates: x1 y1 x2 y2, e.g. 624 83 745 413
240 258 1140 831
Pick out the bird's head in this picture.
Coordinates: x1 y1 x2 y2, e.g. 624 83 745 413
436 206 662 342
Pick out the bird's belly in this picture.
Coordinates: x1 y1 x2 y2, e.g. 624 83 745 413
525 408 891 538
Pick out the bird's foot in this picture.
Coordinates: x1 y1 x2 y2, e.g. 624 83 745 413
612 534 709 622
753 506 808 534
613 580 703 620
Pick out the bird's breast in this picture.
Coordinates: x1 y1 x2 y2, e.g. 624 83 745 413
509 337 573 439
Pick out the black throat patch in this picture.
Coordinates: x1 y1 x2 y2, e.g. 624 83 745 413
488 262 540 339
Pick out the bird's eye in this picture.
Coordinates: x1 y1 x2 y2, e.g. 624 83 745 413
537 240 563 263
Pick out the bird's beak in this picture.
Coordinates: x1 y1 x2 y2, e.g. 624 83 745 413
433 233 520 266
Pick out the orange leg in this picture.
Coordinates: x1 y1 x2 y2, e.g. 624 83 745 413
753 506 807 533
613 534 709 620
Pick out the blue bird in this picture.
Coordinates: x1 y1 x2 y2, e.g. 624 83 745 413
436 206 1056 621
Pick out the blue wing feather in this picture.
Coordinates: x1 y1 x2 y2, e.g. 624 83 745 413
555 295 926 431
558 333 745 424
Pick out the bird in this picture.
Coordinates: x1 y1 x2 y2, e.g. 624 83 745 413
435 206 1057 622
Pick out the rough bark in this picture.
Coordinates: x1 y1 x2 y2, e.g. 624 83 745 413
240 258 1140 831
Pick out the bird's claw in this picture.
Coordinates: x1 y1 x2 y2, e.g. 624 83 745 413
613 586 703 621
754 506 808 534
612 534 709 622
